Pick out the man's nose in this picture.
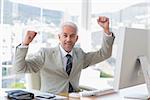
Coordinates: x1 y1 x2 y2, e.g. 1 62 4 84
66 36 71 41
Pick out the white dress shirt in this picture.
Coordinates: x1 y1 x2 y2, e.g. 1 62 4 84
59 45 73 71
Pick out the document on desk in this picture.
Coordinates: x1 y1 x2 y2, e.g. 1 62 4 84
34 91 67 100
35 94 67 100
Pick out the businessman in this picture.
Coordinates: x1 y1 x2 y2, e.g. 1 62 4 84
13 16 115 94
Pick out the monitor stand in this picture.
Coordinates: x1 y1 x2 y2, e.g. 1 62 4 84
124 56 150 99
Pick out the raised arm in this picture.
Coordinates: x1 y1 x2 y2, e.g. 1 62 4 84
97 16 112 35
13 31 44 74
83 16 115 68
22 31 37 45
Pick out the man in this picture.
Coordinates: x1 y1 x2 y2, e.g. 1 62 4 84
13 16 115 94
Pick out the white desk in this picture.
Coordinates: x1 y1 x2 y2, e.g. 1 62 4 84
79 84 148 100
96 84 149 100
0 84 149 100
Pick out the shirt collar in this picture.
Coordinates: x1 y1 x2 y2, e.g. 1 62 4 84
59 45 73 58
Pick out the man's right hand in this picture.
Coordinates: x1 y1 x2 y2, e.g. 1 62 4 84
22 31 37 46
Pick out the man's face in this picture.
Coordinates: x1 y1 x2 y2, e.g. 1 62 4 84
58 26 78 53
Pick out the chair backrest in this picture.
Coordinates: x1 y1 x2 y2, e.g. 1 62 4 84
25 72 41 90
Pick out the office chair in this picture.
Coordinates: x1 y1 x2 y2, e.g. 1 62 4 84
25 72 41 90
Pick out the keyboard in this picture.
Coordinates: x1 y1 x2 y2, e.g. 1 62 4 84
69 88 117 98
79 88 117 97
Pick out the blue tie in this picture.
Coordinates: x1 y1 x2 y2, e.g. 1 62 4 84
66 54 74 93
66 54 72 75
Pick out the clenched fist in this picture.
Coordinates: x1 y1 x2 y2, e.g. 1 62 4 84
97 16 111 35
22 31 37 46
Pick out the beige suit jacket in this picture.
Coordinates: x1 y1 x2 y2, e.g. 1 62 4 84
13 34 115 94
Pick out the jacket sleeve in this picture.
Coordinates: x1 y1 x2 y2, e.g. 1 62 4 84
13 44 45 74
83 33 115 69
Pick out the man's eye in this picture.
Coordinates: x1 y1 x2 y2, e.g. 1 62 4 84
63 35 67 37
71 35 76 38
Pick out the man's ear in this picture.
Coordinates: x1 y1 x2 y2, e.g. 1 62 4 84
76 35 78 42
58 34 61 39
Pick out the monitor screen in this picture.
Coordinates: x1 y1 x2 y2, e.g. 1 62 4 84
114 27 149 90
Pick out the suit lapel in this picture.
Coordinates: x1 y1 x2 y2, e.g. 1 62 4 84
69 48 78 76
53 46 68 77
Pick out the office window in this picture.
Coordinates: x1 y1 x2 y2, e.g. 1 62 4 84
43 9 63 26
3 0 13 24
0 0 81 89
17 4 41 25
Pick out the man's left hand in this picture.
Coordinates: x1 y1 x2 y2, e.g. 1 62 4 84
97 16 111 35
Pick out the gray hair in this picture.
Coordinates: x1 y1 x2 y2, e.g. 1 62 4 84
59 22 78 34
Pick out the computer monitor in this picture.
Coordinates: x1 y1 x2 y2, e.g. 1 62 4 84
114 27 149 94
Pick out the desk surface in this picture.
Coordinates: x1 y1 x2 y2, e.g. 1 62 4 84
98 84 148 100
0 84 148 100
